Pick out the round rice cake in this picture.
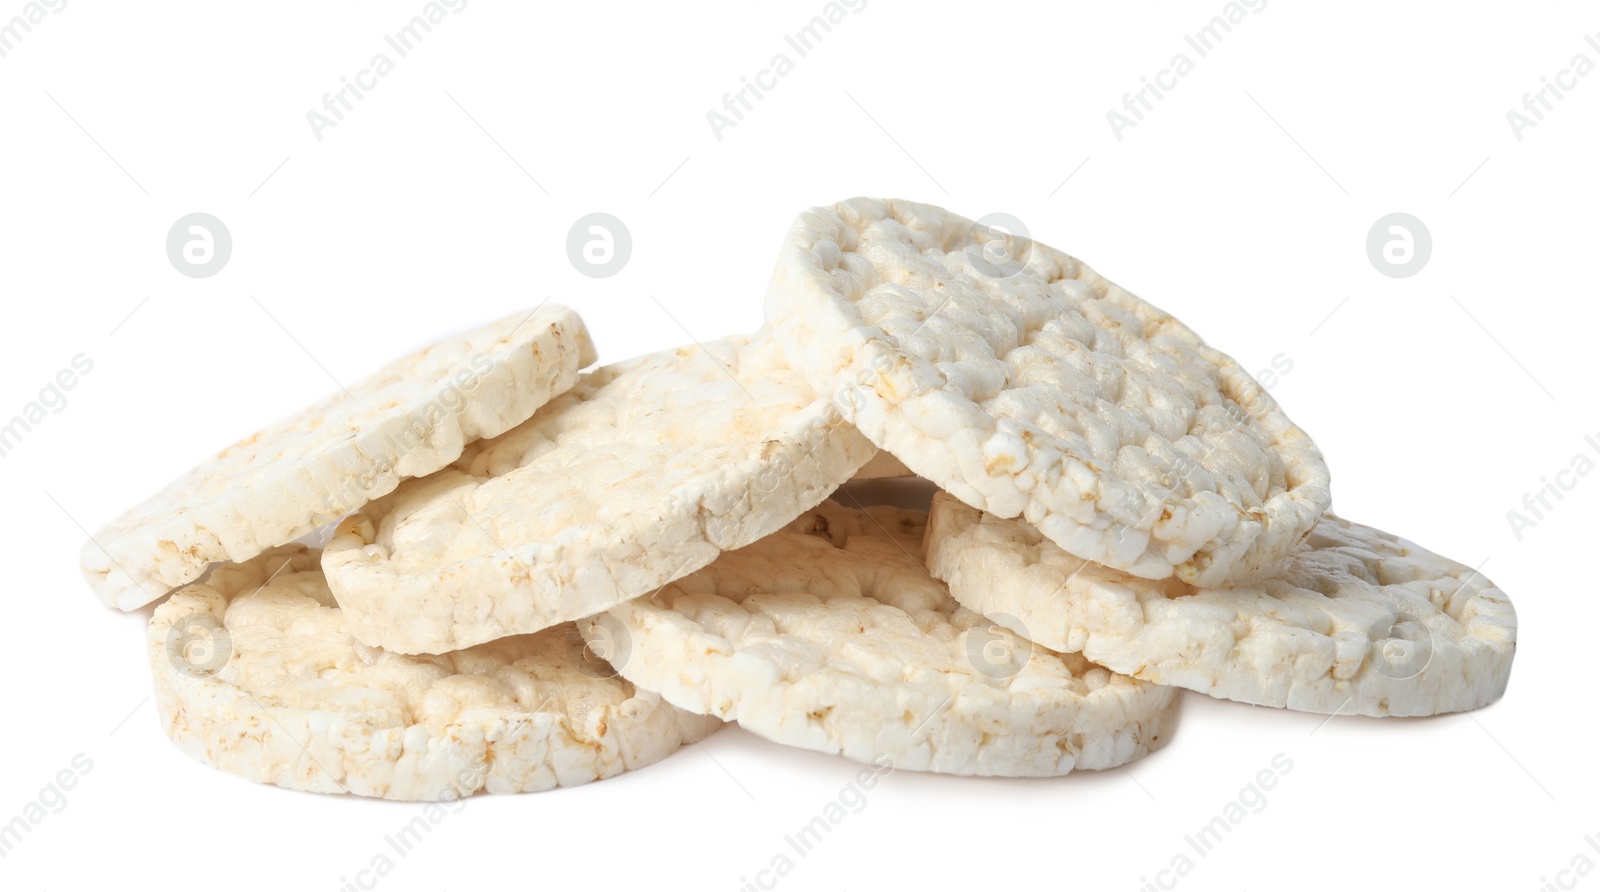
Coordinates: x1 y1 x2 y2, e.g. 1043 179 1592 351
925 492 1517 717
323 333 878 655
764 197 1331 587
149 546 719 800
582 501 1179 777
84 305 596 610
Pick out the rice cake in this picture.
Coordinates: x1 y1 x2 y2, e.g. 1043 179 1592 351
84 305 595 609
926 492 1516 717
149 546 718 800
764 198 1330 586
584 502 1178 776
323 333 877 654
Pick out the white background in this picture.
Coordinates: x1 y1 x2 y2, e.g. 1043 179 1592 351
1 1 1594 890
